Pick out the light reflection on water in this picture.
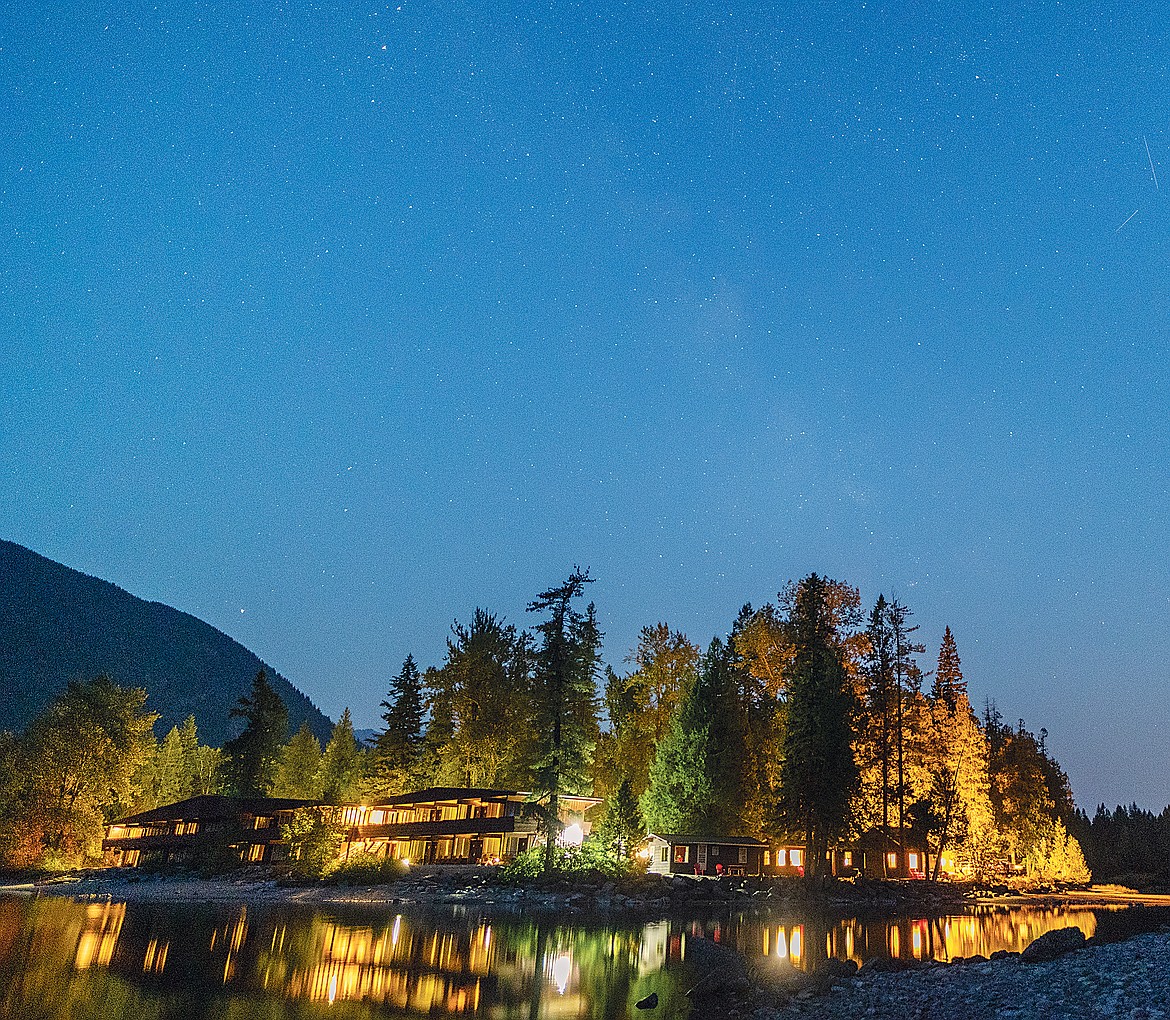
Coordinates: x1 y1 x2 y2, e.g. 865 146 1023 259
0 894 1112 1019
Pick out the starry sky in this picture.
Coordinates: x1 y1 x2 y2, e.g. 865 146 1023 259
3 2 1168 811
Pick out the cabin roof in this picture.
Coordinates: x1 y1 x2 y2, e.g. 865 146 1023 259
115 795 320 825
370 787 603 807
646 833 767 847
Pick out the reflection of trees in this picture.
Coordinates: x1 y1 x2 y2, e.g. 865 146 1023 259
0 898 164 1020
684 904 1102 972
0 896 1114 1019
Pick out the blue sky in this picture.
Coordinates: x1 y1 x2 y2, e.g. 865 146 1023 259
2 2 1168 809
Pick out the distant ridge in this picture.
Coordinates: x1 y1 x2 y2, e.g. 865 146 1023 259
0 539 333 746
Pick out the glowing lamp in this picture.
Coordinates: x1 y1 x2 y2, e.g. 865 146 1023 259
561 823 584 846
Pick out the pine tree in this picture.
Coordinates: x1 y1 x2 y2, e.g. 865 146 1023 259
596 624 699 803
224 669 289 797
527 569 602 867
272 722 324 799
439 610 532 787
776 574 860 880
888 599 924 850
861 595 896 843
319 708 365 803
931 626 967 708
596 778 644 860
372 654 425 795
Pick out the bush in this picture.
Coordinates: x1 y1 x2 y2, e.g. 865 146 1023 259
500 838 644 882
280 808 346 880
327 852 409 885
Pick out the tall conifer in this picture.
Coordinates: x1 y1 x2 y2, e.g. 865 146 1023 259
527 569 602 867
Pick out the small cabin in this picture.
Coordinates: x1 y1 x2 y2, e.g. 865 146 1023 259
644 834 768 877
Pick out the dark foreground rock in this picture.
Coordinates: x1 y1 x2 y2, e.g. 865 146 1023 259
1020 924 1086 962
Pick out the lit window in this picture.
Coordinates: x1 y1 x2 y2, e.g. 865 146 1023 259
661 847 668 863
887 852 898 869
790 849 802 866
673 845 689 864
908 852 919 869
843 851 852 867
776 849 787 866
764 851 771 866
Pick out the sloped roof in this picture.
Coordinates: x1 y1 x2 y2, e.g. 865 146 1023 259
115 795 320 825
646 833 767 847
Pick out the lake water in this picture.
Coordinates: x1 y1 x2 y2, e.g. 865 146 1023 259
0 893 1110 1019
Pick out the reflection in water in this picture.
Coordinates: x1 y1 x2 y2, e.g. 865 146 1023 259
0 894 1118 1019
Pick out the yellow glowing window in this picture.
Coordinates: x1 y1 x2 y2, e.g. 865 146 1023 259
908 852 919 869
887 852 898 869
843 852 853 867
790 849 801 866
764 851 771 866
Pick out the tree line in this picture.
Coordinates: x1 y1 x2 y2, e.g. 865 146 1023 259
0 569 1102 878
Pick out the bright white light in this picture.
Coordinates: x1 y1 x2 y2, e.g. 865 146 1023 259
561 823 584 847
550 954 571 994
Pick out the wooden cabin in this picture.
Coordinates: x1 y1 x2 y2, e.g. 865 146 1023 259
644 834 769 877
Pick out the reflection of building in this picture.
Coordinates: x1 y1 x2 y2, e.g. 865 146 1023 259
102 795 319 867
103 789 601 869
343 788 602 864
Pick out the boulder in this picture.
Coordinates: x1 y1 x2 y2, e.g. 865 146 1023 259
1021 926 1086 963
810 957 858 992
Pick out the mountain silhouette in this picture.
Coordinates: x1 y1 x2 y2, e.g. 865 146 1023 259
0 539 333 746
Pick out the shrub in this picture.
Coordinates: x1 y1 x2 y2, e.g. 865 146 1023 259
500 838 644 882
280 808 346 880
328 852 409 885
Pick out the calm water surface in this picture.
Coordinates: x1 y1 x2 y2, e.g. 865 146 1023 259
0 894 1108 1019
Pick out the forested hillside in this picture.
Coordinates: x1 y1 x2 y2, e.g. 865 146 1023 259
0 540 331 745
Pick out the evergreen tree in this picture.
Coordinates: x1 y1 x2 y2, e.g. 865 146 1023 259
917 641 994 880
224 669 289 797
931 626 967 708
984 702 1075 868
149 725 189 807
371 654 425 795
319 708 366 803
527 569 602 866
437 610 533 787
271 722 324 799
595 624 699 802
776 574 860 880
730 604 789 837
595 778 644 860
888 599 924 850
861 595 896 841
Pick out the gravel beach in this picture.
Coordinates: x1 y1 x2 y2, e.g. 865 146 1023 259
751 931 1170 1020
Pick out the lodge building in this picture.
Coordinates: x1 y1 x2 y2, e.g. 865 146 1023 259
103 788 602 869
103 788 941 879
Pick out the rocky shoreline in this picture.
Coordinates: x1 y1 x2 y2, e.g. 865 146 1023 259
8 866 987 913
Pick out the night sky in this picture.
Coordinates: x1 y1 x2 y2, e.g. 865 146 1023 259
3 3 1168 811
